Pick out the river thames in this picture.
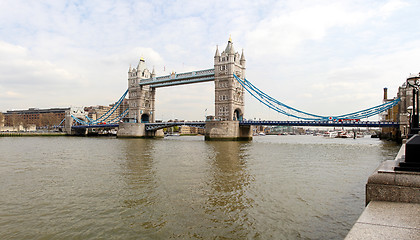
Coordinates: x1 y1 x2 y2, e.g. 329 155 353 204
0 135 399 239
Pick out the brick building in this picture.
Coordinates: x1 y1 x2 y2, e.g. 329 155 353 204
3 108 69 128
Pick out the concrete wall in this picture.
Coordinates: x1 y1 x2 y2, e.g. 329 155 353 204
346 141 420 239
117 122 164 138
205 121 252 141
366 143 420 205
0 124 36 132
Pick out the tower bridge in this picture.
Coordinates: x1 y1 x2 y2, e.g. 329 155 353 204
65 37 403 140
114 36 251 140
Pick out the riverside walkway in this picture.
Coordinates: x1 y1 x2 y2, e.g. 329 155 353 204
345 142 420 239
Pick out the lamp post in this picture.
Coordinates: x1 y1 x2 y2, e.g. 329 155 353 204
407 80 420 135
395 79 420 171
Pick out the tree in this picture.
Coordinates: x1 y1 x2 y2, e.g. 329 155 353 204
21 117 30 131
39 113 60 130
0 112 3 127
10 114 23 129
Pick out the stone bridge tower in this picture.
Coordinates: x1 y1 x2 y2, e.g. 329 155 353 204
214 37 246 121
205 37 251 140
127 58 156 123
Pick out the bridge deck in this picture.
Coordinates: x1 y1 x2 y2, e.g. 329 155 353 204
139 69 215 88
72 120 399 130
145 121 205 131
72 124 119 129
240 120 399 128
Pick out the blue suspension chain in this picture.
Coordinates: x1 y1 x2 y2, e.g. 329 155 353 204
233 74 400 120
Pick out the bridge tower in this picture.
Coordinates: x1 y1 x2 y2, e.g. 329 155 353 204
118 58 163 138
205 37 252 140
127 58 156 123
214 37 246 121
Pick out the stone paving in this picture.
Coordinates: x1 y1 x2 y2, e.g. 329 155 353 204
345 201 420 240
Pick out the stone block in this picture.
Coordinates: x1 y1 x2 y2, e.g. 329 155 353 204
345 201 420 240
117 122 146 138
405 134 420 163
366 160 420 204
395 173 420 187
204 121 252 141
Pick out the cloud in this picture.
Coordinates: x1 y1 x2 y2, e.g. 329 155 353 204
379 0 409 17
0 40 79 92
0 0 419 121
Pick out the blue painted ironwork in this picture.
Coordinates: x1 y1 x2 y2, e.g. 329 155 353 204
108 108 129 124
71 120 398 131
57 117 65 126
145 121 205 131
70 115 88 125
240 120 399 128
139 69 215 88
72 124 119 129
233 74 400 121
71 108 128 126
70 90 128 126
88 89 128 124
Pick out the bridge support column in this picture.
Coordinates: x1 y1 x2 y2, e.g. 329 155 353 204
64 115 73 135
64 114 87 136
205 121 252 141
117 122 164 138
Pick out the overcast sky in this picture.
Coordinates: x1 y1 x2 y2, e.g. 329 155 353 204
1 0 419 121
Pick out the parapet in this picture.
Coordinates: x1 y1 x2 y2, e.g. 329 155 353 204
366 141 420 205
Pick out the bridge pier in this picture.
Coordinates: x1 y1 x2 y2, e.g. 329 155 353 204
117 122 164 138
64 115 73 135
205 121 252 141
64 115 87 136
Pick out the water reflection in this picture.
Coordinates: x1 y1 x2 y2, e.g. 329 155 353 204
119 139 167 234
204 141 256 238
0 136 402 239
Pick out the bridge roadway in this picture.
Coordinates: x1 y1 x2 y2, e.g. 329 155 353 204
71 120 399 130
139 69 215 88
240 120 399 128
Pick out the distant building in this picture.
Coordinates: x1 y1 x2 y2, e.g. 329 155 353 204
0 113 3 127
3 108 68 128
397 73 420 137
382 73 420 140
269 126 293 134
180 125 204 135
381 87 400 138
84 99 128 123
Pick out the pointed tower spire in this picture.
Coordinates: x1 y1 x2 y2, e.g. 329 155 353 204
152 66 156 77
137 57 146 72
240 48 246 67
214 45 220 57
225 35 235 54
129 64 132 72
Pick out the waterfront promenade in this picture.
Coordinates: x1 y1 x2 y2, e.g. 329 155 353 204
346 141 420 239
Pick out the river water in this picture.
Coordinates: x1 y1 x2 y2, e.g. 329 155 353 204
0 135 399 239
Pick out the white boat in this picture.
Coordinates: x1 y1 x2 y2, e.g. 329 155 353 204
336 131 350 138
166 133 180 137
323 131 338 138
